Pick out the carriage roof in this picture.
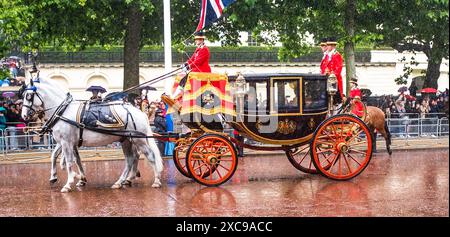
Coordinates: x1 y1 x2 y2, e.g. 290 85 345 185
228 73 327 82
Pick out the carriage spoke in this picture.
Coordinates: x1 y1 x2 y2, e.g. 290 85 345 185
346 152 362 166
326 153 340 171
348 140 367 147
342 153 352 174
215 168 223 180
293 145 309 156
316 140 335 147
216 158 234 161
298 150 310 165
346 129 364 143
348 148 366 155
199 164 210 177
194 162 208 172
320 152 337 168
322 130 337 142
338 153 342 176
316 148 335 154
218 163 231 172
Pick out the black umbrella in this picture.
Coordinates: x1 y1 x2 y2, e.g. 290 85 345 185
86 85 107 93
104 92 128 101
141 86 157 91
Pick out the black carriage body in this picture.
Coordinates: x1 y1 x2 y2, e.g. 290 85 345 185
229 73 328 145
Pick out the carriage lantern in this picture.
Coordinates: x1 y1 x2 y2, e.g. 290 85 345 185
234 72 247 115
235 72 247 97
327 73 338 95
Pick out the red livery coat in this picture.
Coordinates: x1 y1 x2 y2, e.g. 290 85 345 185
326 50 344 97
187 45 211 73
320 53 329 74
350 87 364 117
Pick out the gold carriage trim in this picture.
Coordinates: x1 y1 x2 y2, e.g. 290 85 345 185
187 72 229 82
229 120 313 146
182 85 233 102
180 106 236 116
277 119 297 135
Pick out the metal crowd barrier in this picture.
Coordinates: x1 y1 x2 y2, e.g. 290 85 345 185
0 117 448 156
386 116 449 139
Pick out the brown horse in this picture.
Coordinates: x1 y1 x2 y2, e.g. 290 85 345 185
364 106 392 155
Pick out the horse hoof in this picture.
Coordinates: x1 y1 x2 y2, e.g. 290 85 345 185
76 181 86 187
151 183 161 188
49 178 58 184
388 150 392 156
111 183 122 189
61 186 71 193
136 171 141 178
122 180 132 186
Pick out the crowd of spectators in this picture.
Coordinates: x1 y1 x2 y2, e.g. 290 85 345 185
378 88 449 119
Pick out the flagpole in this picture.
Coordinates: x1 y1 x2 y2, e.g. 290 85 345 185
163 0 173 94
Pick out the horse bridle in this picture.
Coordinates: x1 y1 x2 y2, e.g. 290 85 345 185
22 83 45 119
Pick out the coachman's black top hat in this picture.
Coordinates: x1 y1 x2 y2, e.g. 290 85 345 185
194 31 206 40
327 37 338 45
320 37 328 46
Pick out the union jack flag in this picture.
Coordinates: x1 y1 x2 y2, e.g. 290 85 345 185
196 0 236 32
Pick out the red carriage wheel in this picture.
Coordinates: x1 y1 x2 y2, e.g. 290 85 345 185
310 114 373 180
186 134 238 186
286 145 318 174
173 143 191 178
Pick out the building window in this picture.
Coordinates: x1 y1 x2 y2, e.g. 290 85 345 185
247 32 260 46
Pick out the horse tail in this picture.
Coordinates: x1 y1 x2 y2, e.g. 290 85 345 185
384 120 391 145
147 130 164 174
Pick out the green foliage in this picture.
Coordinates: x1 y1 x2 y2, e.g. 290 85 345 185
0 67 10 80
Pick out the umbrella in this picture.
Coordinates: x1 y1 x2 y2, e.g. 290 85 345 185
398 86 408 93
104 92 128 101
421 87 437 93
141 86 157 91
2 91 15 98
8 56 21 60
86 85 107 93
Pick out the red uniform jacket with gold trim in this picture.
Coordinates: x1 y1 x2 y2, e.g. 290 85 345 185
326 50 344 97
320 53 329 74
187 45 211 73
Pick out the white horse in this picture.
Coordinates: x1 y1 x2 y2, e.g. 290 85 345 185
21 78 163 192
49 142 141 187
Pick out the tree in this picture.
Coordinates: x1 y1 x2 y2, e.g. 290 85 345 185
224 0 377 95
364 0 449 89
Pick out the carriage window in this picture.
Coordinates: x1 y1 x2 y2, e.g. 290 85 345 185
303 79 328 112
245 81 268 114
272 79 299 113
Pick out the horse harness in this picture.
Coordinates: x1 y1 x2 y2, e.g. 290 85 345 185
38 94 150 147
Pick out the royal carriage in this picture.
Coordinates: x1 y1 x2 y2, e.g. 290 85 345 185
162 72 373 186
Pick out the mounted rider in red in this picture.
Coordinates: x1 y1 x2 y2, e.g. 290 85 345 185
171 31 211 100
349 77 364 118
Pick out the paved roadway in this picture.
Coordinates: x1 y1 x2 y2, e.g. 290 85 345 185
0 145 448 217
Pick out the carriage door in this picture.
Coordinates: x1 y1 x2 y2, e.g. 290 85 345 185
270 77 301 115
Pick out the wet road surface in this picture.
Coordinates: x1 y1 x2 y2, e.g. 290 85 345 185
0 149 448 217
